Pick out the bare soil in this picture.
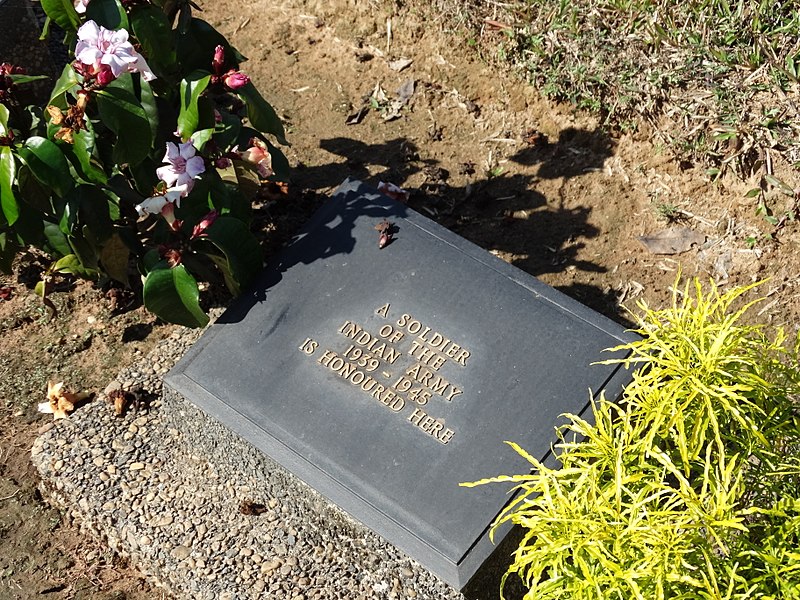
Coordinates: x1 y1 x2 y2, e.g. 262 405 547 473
2 0 799 598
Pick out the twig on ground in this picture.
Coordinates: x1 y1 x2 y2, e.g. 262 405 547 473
0 489 20 502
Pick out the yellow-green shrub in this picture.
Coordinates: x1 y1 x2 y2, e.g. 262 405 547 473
463 279 800 600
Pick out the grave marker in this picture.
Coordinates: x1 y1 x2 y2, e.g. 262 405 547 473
165 179 634 588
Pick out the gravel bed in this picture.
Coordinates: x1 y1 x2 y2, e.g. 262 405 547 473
31 321 509 599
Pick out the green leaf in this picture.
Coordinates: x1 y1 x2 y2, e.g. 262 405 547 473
218 158 259 201
138 78 159 148
143 263 209 327
178 72 211 139
237 83 287 145
43 222 72 257
190 128 214 151
40 0 80 31
764 174 795 196
744 187 762 198
86 0 128 30
69 126 108 185
213 110 242 151
62 185 115 243
0 148 18 225
69 227 100 270
0 231 17 273
129 157 159 196
49 64 82 104
10 201 45 246
8 74 49 86
0 104 8 135
54 253 99 279
18 137 74 197
130 5 178 76
140 248 161 274
195 216 262 295
267 140 290 181
100 232 130 285
96 83 152 166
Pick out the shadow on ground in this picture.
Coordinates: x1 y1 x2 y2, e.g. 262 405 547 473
284 126 626 324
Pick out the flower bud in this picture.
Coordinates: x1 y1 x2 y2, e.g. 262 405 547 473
223 71 250 90
96 64 115 86
191 210 220 239
212 45 225 74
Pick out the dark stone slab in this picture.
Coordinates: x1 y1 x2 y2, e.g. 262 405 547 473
165 179 635 589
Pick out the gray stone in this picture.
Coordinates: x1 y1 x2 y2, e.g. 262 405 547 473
166 180 634 588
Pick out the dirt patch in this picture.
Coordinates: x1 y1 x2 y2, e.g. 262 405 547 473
2 0 800 597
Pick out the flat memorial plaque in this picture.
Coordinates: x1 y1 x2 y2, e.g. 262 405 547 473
165 179 634 589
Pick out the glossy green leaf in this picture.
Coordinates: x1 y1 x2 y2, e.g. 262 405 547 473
40 0 80 31
8 74 49 86
178 72 211 139
10 201 45 246
16 168 52 215
69 126 107 185
237 82 287 145
69 227 100 270
196 216 262 295
0 231 17 273
0 147 17 225
49 64 82 104
0 104 8 134
63 185 115 242
138 78 159 148
130 5 177 76
218 158 259 201
140 248 161 274
267 140 290 181
54 253 99 279
100 232 130 285
18 137 74 197
144 263 209 327
213 110 242 150
43 222 72 256
190 128 214 151
86 0 128 30
204 174 250 220
96 84 152 166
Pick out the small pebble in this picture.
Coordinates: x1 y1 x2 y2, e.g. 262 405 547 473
171 546 191 561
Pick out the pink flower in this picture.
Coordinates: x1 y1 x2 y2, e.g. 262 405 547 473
191 210 220 239
75 20 155 82
73 0 90 13
223 71 250 90
135 185 186 218
236 139 273 178
156 142 205 193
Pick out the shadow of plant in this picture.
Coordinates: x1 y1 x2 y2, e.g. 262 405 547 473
282 126 623 323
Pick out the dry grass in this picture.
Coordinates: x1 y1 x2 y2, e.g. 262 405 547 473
426 0 800 182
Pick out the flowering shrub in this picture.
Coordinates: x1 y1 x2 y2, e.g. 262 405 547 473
0 0 288 327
